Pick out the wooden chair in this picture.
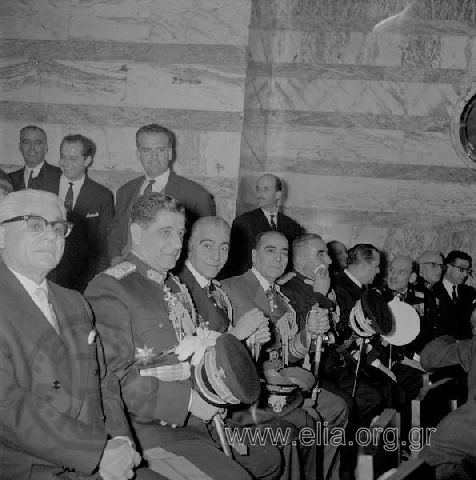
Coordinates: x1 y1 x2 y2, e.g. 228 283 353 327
355 408 401 480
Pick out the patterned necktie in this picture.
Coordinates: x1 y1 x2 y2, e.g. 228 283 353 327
64 182 74 214
452 285 458 302
269 214 277 230
144 179 156 194
35 287 60 335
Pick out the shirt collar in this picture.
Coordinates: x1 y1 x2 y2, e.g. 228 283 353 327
443 277 457 296
251 267 272 292
344 268 362 288
7 266 48 296
60 174 85 189
25 162 44 178
185 260 210 288
146 168 170 183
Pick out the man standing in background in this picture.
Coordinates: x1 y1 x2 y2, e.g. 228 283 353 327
105 123 215 264
9 125 61 193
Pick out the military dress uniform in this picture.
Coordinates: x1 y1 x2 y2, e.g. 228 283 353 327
85 254 250 480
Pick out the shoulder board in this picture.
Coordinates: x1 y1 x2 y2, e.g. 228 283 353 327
103 262 137 279
277 272 296 285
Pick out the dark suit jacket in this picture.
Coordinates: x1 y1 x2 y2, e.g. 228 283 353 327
9 162 61 193
0 262 130 480
177 265 230 333
106 172 216 263
432 281 476 340
52 176 114 292
224 208 303 277
333 271 364 340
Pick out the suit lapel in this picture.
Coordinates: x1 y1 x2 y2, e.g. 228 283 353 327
73 176 91 214
243 270 271 315
164 171 179 197
48 282 90 416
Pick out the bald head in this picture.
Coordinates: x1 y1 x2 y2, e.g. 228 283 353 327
417 250 443 285
188 216 230 279
256 174 282 211
387 255 414 292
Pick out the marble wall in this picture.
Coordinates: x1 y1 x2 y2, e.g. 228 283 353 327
0 0 252 222
239 0 476 264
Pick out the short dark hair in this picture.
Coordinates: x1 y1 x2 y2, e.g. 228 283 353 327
348 244 379 266
445 250 472 267
60 134 96 158
136 124 174 148
254 230 287 250
20 125 47 143
131 193 185 227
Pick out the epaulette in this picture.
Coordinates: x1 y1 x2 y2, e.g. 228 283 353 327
277 272 296 285
103 261 137 279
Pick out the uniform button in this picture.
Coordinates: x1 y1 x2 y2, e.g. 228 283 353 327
53 380 61 389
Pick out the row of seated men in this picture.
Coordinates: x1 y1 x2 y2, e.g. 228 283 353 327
2 123 476 479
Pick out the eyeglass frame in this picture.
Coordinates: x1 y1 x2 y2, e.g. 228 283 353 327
448 263 473 276
1 215 74 238
421 262 444 269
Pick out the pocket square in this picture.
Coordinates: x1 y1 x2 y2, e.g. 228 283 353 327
86 212 99 218
88 330 97 344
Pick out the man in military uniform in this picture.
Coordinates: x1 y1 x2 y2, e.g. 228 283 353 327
278 233 349 480
223 231 345 480
85 193 256 480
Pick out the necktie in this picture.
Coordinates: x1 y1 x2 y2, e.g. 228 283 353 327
34 287 60 335
27 170 34 188
269 214 277 230
452 285 458 302
144 179 156 194
64 182 74 214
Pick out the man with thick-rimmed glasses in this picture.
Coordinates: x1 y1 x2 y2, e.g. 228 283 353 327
431 250 476 341
0 190 166 480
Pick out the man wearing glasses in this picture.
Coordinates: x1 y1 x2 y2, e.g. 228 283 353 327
0 190 164 480
106 123 215 264
433 250 476 340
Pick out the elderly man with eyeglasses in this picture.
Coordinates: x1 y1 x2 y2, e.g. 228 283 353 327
0 190 164 480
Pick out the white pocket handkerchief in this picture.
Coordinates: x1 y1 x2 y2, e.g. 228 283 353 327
86 212 99 218
88 330 97 344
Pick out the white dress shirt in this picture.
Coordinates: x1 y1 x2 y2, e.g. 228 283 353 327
443 278 457 299
261 208 278 229
344 268 363 288
251 267 272 292
185 260 210 288
58 174 86 210
24 162 45 187
140 169 170 194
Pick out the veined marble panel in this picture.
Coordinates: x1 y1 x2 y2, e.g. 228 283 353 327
149 0 252 46
350 226 390 251
265 126 403 165
39 60 127 106
125 63 245 111
403 131 465 167
269 78 406 115
439 35 471 69
270 29 303 64
0 58 41 103
243 77 272 110
0 40 246 65
248 28 273 63
0 0 71 40
69 0 151 42
405 82 460 116
396 182 476 217
401 34 442 68
173 130 241 178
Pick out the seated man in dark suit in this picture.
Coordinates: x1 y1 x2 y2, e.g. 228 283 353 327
224 174 303 277
0 190 162 480
9 125 61 193
105 123 215 264
51 134 114 291
432 250 476 341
